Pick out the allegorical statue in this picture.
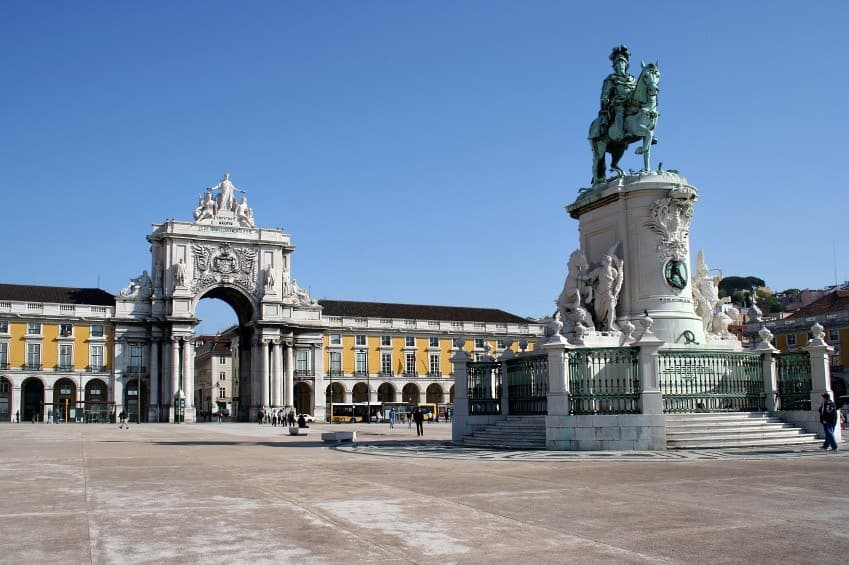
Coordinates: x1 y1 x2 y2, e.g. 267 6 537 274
588 45 661 185
207 173 246 213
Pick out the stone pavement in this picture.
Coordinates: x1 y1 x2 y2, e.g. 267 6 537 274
0 421 846 564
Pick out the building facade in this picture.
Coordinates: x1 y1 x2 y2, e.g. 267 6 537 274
0 284 115 422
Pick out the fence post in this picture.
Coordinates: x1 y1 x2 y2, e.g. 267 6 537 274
635 324 664 415
754 330 779 412
450 339 471 443
498 347 515 417
805 323 841 442
543 333 570 417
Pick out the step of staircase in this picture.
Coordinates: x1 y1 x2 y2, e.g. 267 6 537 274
458 415 546 450
666 412 818 449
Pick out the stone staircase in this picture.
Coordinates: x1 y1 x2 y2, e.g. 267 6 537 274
666 412 819 449
459 415 546 450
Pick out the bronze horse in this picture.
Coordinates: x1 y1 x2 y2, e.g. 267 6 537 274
589 62 660 185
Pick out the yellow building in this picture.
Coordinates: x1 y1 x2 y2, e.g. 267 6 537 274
318 299 541 417
0 284 115 422
768 288 849 402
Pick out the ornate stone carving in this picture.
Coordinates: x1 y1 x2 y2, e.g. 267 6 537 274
645 186 697 265
120 270 152 299
585 242 624 332
758 326 774 345
263 266 276 295
194 173 255 228
190 242 257 294
692 250 730 337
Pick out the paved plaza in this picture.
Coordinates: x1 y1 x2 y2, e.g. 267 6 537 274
0 422 846 564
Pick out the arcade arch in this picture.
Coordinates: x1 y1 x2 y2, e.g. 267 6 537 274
85 379 109 423
426 383 443 405
293 381 312 415
0 377 10 421
352 382 369 403
21 377 44 422
53 378 76 422
402 383 420 404
377 382 396 403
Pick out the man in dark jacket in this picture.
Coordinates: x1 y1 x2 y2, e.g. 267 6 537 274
819 392 838 451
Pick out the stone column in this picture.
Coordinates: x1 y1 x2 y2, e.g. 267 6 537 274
543 334 571 417
805 324 841 442
498 348 516 416
149 339 159 422
43 382 54 423
450 342 471 443
183 337 195 422
260 339 270 410
271 341 282 407
755 337 779 412
284 342 294 408
635 324 664 415
10 385 20 423
170 337 180 423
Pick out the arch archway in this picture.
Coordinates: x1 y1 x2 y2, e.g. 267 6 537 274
21 377 44 422
53 378 76 423
125 379 148 423
85 379 109 423
402 383 420 404
294 381 312 415
426 383 443 405
0 377 10 421
325 382 346 404
352 382 369 403
449 385 455 404
377 382 396 403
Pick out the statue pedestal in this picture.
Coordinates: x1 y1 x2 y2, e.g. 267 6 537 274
567 172 704 346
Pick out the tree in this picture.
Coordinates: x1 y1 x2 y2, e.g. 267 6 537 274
719 276 766 305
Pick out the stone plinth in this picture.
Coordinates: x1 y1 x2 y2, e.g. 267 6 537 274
567 172 704 345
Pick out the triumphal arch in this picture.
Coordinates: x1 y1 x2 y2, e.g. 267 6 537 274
113 174 325 422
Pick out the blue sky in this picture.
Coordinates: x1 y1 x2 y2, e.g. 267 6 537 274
3 1 847 334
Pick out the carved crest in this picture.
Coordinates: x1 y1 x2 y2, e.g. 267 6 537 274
645 186 697 262
190 242 257 293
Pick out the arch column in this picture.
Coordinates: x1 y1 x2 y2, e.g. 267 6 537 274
170 337 180 423
10 385 20 422
260 339 270 409
149 338 159 422
284 342 294 408
271 340 283 407
182 337 195 422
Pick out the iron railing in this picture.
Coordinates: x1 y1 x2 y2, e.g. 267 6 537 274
468 361 501 415
776 351 811 411
659 350 765 413
568 348 640 415
505 354 548 414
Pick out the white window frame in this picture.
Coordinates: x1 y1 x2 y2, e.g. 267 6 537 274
405 336 415 347
219 371 226 381
0 342 8 366
27 322 41 336
474 338 485 349
26 343 41 368
381 352 392 375
296 350 310 373
355 350 368 374
429 354 440 376
90 324 104 338
380 335 391 347
59 343 73 369
329 351 342 373
59 323 73 337
429 337 439 348
355 334 367 346
90 344 105 370
405 353 416 375
828 329 840 343
330 334 342 345
0 321 8 334
787 334 797 346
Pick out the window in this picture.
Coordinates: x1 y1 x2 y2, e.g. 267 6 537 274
26 343 41 368
429 337 439 348
329 351 342 374
296 350 309 373
787 334 797 346
355 350 368 374
219 388 226 399
381 352 392 375
451 322 462 329
380 335 391 346
59 323 73 337
405 336 415 347
355 334 366 346
90 345 105 370
27 322 41 335
219 355 227 365
129 345 143 370
329 334 341 345
59 344 73 369
429 354 440 376
0 380 7 393
474 338 485 349
405 353 416 375
497 339 506 349
0 321 8 333
0 342 8 367
219 371 226 381
828 329 840 343
90 324 104 338
474 322 486 329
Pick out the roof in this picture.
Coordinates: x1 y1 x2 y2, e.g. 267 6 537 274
317 299 531 324
0 284 114 306
786 289 849 319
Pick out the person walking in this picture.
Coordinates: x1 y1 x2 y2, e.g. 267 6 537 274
389 408 396 429
413 406 424 437
288 409 296 427
118 410 128 430
819 392 839 451
15 409 20 423
257 409 264 425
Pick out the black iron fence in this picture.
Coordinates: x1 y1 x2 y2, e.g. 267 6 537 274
467 361 501 415
505 354 548 415
776 351 812 411
568 347 641 415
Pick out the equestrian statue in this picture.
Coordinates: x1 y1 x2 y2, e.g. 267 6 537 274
588 45 661 185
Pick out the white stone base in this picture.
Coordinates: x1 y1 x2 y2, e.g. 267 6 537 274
545 414 666 450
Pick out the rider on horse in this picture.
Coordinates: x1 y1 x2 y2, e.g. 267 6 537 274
589 45 635 143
